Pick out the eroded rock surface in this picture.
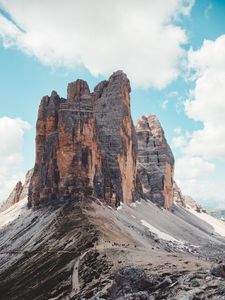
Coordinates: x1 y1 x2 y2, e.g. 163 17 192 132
173 181 204 212
136 115 174 209
173 181 186 207
184 195 204 212
0 169 33 212
29 71 137 208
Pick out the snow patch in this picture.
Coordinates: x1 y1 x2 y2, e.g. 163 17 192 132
190 209 225 237
141 219 181 243
117 203 123 210
0 197 28 229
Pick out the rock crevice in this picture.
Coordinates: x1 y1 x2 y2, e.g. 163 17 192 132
29 71 137 208
136 115 174 209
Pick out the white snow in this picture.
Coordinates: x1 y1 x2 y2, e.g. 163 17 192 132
190 209 225 237
117 203 123 210
141 219 181 243
0 197 28 229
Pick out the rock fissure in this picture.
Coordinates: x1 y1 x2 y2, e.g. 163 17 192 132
29 71 138 208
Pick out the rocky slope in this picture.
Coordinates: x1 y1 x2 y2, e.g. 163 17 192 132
0 197 225 299
173 181 204 212
29 71 137 208
0 169 33 212
136 115 174 209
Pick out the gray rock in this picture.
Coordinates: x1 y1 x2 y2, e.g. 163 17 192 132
136 115 174 209
210 263 225 278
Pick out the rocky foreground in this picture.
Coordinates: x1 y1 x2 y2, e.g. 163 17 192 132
0 71 225 299
0 198 225 299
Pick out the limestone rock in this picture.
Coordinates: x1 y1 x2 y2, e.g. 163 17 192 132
173 181 186 207
0 169 33 212
184 195 203 212
29 71 137 207
19 169 33 201
136 115 174 209
94 71 138 206
173 182 204 212
210 263 225 278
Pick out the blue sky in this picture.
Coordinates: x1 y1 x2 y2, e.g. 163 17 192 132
0 0 225 208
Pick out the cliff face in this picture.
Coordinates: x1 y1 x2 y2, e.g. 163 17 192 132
173 181 203 212
29 71 137 208
136 115 174 209
0 169 33 212
173 181 186 207
94 72 137 205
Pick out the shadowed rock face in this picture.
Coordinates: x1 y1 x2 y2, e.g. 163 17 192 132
136 115 174 209
29 71 137 208
94 71 137 205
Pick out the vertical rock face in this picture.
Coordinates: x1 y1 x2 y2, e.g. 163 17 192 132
29 71 137 207
19 169 34 201
0 169 33 212
173 181 186 207
94 71 137 205
136 115 174 209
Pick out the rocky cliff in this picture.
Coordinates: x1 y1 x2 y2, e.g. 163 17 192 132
173 181 204 212
173 181 186 207
136 115 174 209
29 71 137 208
0 169 33 212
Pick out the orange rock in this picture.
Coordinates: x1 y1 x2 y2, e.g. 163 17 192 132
29 71 137 208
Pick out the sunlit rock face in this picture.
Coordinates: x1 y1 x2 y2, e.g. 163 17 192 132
173 181 186 207
136 115 174 209
173 181 204 212
0 169 33 212
28 71 137 208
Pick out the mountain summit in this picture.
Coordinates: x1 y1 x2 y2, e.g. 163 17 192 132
29 71 138 208
0 72 225 299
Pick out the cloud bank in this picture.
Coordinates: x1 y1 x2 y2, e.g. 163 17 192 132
174 35 225 207
0 0 194 88
0 117 30 202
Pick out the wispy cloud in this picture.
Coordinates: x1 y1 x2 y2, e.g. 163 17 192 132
204 3 212 19
0 0 194 88
0 117 30 202
160 99 168 109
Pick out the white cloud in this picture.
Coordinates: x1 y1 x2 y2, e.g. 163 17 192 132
172 135 187 148
204 3 212 19
174 127 182 134
175 155 215 179
0 0 194 88
174 34 225 207
0 117 30 202
185 35 225 160
160 99 168 109
176 178 225 208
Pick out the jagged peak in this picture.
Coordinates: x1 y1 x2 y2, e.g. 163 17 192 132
67 79 90 101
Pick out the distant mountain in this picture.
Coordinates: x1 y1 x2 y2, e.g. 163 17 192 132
208 208 225 222
0 169 33 212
